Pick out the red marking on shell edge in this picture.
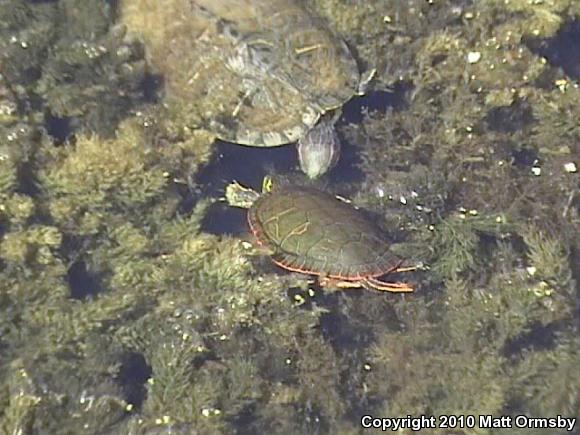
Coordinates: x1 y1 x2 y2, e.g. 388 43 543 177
272 257 405 281
247 213 267 247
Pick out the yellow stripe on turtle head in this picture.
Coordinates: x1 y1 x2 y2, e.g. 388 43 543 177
261 175 274 193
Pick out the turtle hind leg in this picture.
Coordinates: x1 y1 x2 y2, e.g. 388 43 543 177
319 276 362 290
318 276 414 293
362 277 414 293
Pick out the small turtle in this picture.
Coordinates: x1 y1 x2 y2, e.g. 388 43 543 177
121 0 374 177
226 178 415 292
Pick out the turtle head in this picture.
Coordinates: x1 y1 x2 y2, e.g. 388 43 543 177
225 181 261 209
297 116 341 179
225 176 278 209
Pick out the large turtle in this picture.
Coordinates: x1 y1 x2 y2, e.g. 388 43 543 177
120 0 373 177
226 178 415 292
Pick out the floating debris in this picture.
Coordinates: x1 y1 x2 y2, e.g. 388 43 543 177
467 51 482 63
563 162 577 173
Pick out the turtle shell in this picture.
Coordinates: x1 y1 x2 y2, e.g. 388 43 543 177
248 186 402 279
121 0 360 147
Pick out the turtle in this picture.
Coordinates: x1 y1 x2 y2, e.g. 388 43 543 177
225 178 415 292
120 0 374 177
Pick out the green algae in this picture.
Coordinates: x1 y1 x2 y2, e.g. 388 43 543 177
1 0 579 434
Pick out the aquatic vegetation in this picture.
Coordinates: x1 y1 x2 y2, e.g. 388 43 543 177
36 23 146 132
0 1 58 86
0 153 18 199
0 0 578 433
368 325 509 417
509 337 580 417
350 0 579 427
522 224 571 285
38 120 169 234
0 0 145 139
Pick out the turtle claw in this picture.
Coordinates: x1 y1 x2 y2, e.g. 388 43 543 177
356 68 377 95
